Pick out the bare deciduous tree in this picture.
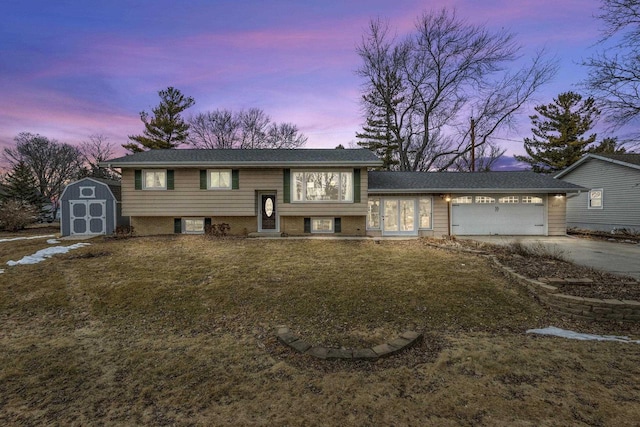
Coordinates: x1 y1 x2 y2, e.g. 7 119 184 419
3 132 83 200
357 9 557 171
79 134 121 180
583 0 640 136
188 108 307 149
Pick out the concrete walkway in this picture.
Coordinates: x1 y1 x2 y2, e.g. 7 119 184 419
460 235 640 280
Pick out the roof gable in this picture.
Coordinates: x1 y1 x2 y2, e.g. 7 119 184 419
555 153 640 178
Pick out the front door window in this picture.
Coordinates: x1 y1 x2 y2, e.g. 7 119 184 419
260 194 277 231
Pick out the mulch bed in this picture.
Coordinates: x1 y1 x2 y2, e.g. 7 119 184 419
428 238 640 302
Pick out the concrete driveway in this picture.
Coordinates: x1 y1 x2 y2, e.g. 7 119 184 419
460 235 640 280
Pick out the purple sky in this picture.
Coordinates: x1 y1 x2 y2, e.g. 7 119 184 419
0 0 625 162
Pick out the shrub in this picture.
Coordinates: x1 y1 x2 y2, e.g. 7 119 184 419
0 199 38 231
508 240 566 261
204 223 230 238
114 225 135 238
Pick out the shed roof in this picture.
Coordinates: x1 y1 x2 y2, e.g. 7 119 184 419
368 171 585 193
102 149 383 168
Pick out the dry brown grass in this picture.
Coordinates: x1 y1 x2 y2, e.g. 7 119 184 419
1 234 639 425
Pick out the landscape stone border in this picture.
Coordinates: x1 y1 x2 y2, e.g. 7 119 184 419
493 257 640 322
423 240 640 323
276 326 422 360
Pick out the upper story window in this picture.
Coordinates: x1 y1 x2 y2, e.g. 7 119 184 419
589 189 603 209
144 170 166 189
208 170 232 189
292 171 353 202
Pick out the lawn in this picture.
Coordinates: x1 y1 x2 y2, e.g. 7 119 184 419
1 233 639 425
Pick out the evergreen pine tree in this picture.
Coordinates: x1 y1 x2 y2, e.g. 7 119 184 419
123 87 195 153
1 161 45 207
515 92 600 173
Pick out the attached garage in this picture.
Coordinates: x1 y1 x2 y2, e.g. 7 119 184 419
367 171 585 237
60 178 124 237
451 194 545 235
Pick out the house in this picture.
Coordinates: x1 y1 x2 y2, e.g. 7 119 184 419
60 177 128 236
101 149 381 236
555 153 640 234
101 149 584 237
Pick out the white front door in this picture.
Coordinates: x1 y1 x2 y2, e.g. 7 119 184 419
70 200 106 235
382 199 417 236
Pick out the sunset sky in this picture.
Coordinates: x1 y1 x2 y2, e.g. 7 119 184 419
0 0 627 162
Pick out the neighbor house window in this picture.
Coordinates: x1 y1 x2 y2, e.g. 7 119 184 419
451 196 472 204
143 170 166 189
367 197 381 229
208 170 232 189
589 189 603 209
419 198 432 229
475 196 495 204
311 218 334 233
182 218 205 234
499 196 519 204
522 196 543 204
292 171 353 202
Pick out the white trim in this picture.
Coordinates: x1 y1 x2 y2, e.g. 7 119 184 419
207 169 232 190
78 186 95 199
182 217 205 234
142 169 167 190
588 188 604 209
310 217 334 233
291 170 354 203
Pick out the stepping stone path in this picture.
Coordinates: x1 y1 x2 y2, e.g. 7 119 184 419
276 326 422 360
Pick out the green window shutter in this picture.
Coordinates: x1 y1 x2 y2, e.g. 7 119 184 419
283 169 291 203
334 218 341 233
304 218 311 233
134 170 142 190
174 218 182 234
353 169 361 203
232 170 239 190
167 170 174 190
200 170 207 189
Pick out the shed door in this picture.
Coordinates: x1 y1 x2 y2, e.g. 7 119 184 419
451 195 545 235
70 200 106 235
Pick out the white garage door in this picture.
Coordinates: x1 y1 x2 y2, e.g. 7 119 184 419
451 195 545 235
70 200 106 235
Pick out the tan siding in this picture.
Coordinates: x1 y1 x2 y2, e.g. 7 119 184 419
547 194 567 236
432 197 450 237
122 168 281 216
122 167 369 218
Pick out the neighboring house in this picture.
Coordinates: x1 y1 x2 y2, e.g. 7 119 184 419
101 149 583 237
555 153 640 234
60 177 128 237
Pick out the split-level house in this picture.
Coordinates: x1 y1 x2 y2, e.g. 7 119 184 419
92 148 584 238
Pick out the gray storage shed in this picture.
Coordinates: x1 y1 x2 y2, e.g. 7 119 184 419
60 177 125 236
